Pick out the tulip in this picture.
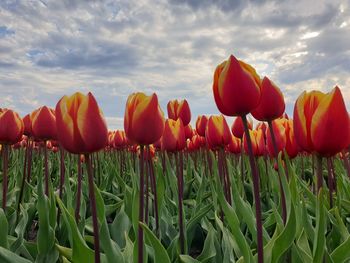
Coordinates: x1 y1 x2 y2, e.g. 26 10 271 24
213 54 261 116
243 129 265 157
266 119 287 157
226 135 241 154
231 116 252 139
161 119 186 152
294 87 349 156
56 92 108 154
124 92 165 145
23 114 33 137
184 124 194 139
195 115 208 137
56 92 108 263
282 119 299 159
167 99 191 126
31 106 57 141
252 77 285 121
0 109 24 145
205 115 231 149
113 130 126 149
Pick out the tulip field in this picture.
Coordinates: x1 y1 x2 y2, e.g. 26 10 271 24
0 54 350 263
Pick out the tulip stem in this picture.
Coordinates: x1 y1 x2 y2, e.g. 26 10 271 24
138 145 145 263
27 139 33 183
342 150 350 179
316 155 323 193
176 151 185 254
75 155 82 222
242 115 263 263
326 158 334 208
57 146 65 226
16 143 29 222
148 146 159 236
43 142 50 196
85 154 100 263
267 120 287 225
2 144 9 210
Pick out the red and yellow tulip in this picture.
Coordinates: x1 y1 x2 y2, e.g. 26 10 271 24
0 109 24 145
31 106 57 141
55 92 108 154
205 115 231 149
167 99 191 126
161 119 186 152
213 55 261 116
195 115 208 137
124 92 165 145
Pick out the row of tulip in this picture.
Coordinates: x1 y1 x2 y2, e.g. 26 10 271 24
0 54 349 263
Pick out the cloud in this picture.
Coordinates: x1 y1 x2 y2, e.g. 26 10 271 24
0 0 349 130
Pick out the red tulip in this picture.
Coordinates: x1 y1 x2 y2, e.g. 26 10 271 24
283 119 299 159
31 106 57 141
124 92 165 145
251 77 285 121
226 135 241 154
195 115 208 137
0 109 24 145
294 87 349 156
23 114 33 137
231 116 252 138
213 55 261 116
167 99 191 126
243 129 265 156
113 130 126 148
161 119 186 152
205 115 231 149
55 92 108 154
184 124 194 139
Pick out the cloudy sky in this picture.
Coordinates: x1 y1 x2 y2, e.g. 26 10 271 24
0 0 349 129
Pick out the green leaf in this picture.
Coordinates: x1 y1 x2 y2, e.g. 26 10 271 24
140 222 171 263
312 190 326 263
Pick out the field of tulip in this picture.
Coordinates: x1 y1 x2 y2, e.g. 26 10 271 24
0 54 350 263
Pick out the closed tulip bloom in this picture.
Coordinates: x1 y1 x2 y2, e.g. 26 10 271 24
226 135 241 154
167 99 191 126
252 77 285 121
0 109 24 144
266 119 287 157
184 124 194 139
55 92 108 154
294 87 349 156
311 87 349 156
161 119 186 152
231 116 252 138
32 106 57 141
124 92 165 145
243 129 265 156
205 115 231 149
113 130 126 148
213 55 261 116
283 119 299 159
195 115 208 137
23 114 32 137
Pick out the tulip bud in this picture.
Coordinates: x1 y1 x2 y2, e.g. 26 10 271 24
31 106 57 141
161 119 186 152
266 119 286 157
213 55 261 116
243 129 265 157
251 77 285 121
231 116 252 138
195 115 208 137
0 109 24 145
124 92 165 145
205 115 231 149
294 87 349 156
226 135 241 154
167 99 191 126
55 92 108 154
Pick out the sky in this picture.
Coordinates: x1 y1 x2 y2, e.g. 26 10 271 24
0 0 349 130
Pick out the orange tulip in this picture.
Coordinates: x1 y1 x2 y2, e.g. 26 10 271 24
266 119 286 157
167 99 191 126
205 115 231 149
226 135 241 154
0 109 24 145
243 129 265 156
195 115 208 137
231 116 252 138
31 106 57 141
161 119 186 152
293 87 349 156
252 77 285 121
124 92 165 145
213 54 261 116
55 92 108 154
